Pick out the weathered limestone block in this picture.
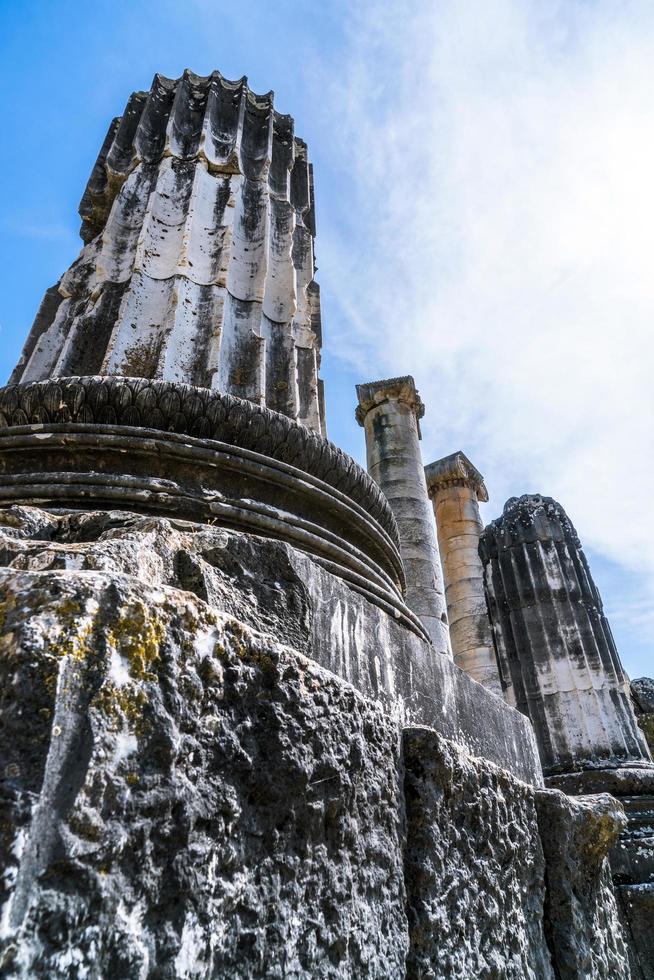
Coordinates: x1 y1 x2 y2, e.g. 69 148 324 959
0 507 635 978
403 728 553 979
618 884 654 980
535 789 630 979
356 377 450 655
425 451 502 694
0 570 408 978
0 506 543 784
11 70 325 432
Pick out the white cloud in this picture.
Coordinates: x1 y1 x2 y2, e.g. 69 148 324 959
309 0 654 669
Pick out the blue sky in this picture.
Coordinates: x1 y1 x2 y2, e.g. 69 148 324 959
0 0 652 678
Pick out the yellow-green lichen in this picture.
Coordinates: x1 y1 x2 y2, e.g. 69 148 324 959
213 620 276 674
106 602 165 682
92 680 149 736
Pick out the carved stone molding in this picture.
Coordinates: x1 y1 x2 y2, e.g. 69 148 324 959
355 376 425 433
425 451 489 502
0 376 397 543
0 377 429 637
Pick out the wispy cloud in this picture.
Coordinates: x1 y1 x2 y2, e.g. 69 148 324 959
3 219 77 243
307 0 654 670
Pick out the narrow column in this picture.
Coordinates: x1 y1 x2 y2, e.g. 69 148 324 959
425 452 502 694
355 376 450 654
479 493 652 777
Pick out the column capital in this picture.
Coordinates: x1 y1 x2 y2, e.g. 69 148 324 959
425 451 488 502
355 375 425 431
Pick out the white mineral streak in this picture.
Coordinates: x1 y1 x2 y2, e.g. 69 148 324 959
13 71 324 434
20 298 74 382
426 452 502 694
174 914 207 977
356 377 450 656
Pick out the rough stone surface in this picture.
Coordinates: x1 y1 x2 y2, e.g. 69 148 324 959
535 789 630 979
0 569 408 978
618 884 654 979
0 506 637 978
11 70 325 433
403 727 553 979
0 506 543 785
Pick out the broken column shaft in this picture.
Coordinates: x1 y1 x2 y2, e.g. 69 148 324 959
356 377 450 655
479 494 652 776
425 452 502 694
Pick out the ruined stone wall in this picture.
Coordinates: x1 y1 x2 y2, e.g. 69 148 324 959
0 507 632 979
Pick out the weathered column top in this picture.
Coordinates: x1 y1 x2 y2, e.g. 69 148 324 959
425 451 488 502
479 494 582 562
355 376 424 436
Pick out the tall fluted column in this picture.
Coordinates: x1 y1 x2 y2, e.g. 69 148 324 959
11 70 325 433
355 377 450 654
425 452 502 694
479 494 652 776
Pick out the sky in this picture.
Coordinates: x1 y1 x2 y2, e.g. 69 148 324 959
0 0 651 678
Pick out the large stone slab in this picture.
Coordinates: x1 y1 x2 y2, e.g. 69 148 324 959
0 526 633 978
403 728 553 979
0 506 542 784
0 568 408 977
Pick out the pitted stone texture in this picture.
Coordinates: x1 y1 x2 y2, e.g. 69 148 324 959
0 506 543 785
403 727 553 980
535 790 630 979
0 570 408 978
0 509 634 978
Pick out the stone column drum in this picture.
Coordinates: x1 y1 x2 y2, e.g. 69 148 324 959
356 377 450 655
479 494 652 777
11 70 326 433
425 452 502 694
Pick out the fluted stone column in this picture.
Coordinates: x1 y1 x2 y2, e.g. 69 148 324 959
479 494 652 777
11 70 325 433
355 377 450 654
425 452 502 694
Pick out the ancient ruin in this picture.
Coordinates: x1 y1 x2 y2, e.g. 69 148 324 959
0 69 651 978
480 494 654 974
425 450 502 693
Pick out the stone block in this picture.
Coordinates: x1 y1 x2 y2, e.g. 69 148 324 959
403 727 553 979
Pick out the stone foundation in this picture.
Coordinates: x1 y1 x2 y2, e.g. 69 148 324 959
0 508 633 978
